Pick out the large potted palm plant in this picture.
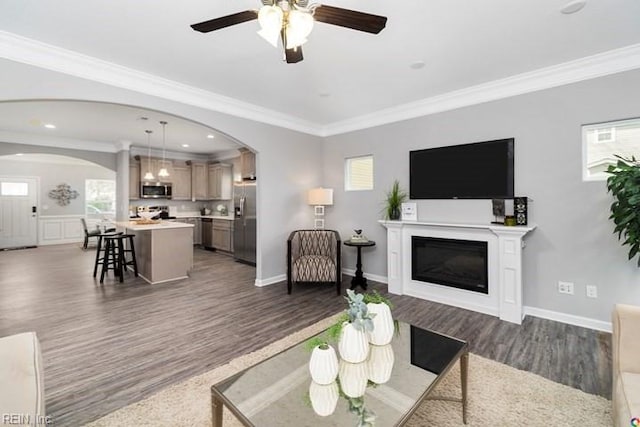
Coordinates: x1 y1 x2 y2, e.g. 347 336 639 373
606 155 640 266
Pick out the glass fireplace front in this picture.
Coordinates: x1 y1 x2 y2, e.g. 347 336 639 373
411 236 488 294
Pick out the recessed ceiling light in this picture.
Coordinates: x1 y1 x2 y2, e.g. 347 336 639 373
181 144 190 148
207 134 215 139
44 123 56 129
318 92 331 98
15 153 24 156
560 0 586 14
410 61 426 70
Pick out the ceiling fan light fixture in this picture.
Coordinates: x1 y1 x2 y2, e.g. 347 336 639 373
257 5 283 47
286 9 314 49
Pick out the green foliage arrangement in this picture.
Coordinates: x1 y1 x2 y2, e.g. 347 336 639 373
305 290 400 350
304 336 329 352
606 155 640 266
384 180 407 220
362 290 394 309
345 289 376 332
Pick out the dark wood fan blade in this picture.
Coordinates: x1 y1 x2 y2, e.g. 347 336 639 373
285 46 304 64
313 5 387 34
191 10 258 33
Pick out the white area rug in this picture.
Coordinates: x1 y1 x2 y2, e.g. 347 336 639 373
86 314 612 426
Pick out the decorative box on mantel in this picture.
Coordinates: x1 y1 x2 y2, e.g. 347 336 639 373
379 220 536 325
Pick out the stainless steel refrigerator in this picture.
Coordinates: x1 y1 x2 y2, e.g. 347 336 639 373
233 180 256 265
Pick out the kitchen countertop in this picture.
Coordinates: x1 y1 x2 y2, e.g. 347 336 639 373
115 220 195 230
200 215 234 221
172 214 234 220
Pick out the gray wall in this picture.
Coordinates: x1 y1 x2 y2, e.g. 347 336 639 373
0 156 114 215
0 59 324 282
323 69 640 323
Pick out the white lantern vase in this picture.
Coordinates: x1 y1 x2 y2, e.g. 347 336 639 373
367 302 394 345
338 322 370 363
367 344 395 385
309 381 339 417
339 360 368 398
309 344 339 385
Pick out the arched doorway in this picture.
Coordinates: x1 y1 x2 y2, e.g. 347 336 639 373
0 100 257 276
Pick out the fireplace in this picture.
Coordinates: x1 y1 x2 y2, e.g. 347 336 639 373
380 220 535 324
412 236 488 294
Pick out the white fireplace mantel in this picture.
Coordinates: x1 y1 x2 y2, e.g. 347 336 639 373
379 220 536 324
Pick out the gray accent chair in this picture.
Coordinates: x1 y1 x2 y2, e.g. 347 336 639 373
287 229 341 295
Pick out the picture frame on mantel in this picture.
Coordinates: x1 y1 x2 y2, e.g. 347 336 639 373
401 202 417 221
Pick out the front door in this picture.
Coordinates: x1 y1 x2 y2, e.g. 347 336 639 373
0 177 38 249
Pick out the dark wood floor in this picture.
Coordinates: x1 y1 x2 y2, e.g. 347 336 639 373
0 244 611 426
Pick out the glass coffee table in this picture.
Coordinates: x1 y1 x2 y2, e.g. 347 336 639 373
211 321 468 426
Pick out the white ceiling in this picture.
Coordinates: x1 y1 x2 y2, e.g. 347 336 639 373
0 0 640 128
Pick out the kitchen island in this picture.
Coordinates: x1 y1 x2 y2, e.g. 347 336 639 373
115 220 194 284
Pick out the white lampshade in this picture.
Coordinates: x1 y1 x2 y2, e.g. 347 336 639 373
286 10 314 49
158 168 169 178
143 171 155 181
308 188 333 206
257 5 283 48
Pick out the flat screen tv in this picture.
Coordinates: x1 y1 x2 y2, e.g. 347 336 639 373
410 138 514 199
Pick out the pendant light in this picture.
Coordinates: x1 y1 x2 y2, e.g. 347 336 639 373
143 130 155 181
158 120 170 179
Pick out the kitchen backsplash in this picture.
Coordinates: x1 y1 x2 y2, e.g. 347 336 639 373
130 200 233 216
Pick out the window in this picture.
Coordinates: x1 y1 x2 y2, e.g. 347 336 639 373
85 179 116 219
583 118 640 181
0 182 28 196
345 155 374 191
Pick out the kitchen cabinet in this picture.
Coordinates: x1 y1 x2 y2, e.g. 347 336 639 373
211 219 233 252
191 218 202 245
190 161 208 201
207 164 232 200
172 163 192 200
129 161 140 199
175 217 201 245
182 217 201 245
202 218 233 252
239 149 256 180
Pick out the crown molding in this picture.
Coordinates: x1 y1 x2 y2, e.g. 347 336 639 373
0 31 322 136
2 31 640 138
320 43 640 136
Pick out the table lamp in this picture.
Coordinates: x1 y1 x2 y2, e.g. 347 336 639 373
307 187 333 229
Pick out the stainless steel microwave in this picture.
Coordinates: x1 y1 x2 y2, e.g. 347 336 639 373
141 182 172 199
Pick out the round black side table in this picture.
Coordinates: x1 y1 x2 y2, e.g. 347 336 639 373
343 239 376 291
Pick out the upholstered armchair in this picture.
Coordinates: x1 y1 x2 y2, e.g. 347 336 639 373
612 304 640 427
287 230 341 295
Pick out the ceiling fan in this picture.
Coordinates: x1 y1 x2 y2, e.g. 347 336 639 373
191 0 387 64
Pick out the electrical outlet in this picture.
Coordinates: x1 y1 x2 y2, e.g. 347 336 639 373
586 285 598 299
558 281 574 295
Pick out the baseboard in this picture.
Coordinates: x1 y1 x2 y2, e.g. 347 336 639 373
338 270 610 332
256 270 387 288
341 268 388 284
255 274 286 287
523 306 612 333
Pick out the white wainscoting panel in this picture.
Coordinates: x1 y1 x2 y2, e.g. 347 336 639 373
39 215 85 245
